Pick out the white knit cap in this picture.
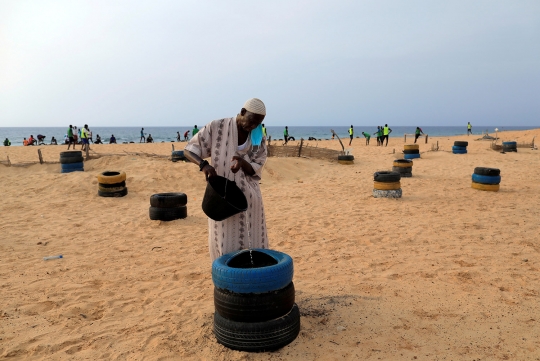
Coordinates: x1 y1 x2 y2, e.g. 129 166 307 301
243 98 266 115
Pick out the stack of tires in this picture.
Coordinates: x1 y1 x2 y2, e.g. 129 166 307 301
373 171 402 198
60 151 84 173
392 159 413 177
212 249 300 352
502 141 517 153
403 144 420 159
97 171 128 197
472 167 501 192
453 141 468 154
338 154 354 164
149 193 187 221
171 150 187 162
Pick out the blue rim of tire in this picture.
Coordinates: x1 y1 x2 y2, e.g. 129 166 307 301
212 249 294 294
452 145 467 151
452 149 467 154
472 173 501 185
404 153 420 159
502 141 517 146
61 162 84 170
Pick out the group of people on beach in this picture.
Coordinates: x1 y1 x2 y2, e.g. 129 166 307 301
336 124 396 146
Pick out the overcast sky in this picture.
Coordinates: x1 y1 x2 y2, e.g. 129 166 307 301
1 0 539 127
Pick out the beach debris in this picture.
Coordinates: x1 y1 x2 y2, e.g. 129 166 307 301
43 255 63 261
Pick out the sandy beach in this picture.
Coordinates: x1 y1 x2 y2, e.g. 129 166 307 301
1 129 539 360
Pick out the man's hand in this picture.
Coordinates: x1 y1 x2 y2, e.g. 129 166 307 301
230 156 245 174
202 164 217 180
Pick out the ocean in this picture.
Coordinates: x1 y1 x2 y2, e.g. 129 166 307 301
0 125 536 146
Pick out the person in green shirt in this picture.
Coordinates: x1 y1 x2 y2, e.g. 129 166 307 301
67 124 76 150
467 122 472 136
262 123 267 138
3 138 10 146
414 127 424 143
284 126 289 144
192 125 199 136
348 125 354 145
382 124 392 146
362 131 371 145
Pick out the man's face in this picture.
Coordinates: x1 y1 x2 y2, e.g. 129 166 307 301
239 109 265 132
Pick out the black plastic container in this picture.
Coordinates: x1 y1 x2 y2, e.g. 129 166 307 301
202 176 248 221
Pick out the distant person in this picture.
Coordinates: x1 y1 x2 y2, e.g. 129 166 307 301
37 134 46 145
348 125 354 146
362 131 371 145
284 126 289 144
87 128 93 143
262 123 267 138
76 127 81 143
176 131 181 142
414 127 424 143
50 136 57 145
146 134 154 143
382 124 392 146
467 122 472 136
373 126 382 146
28 135 36 145
192 125 199 136
184 130 190 141
23 137 28 146
3 138 11 146
140 128 145 143
95 134 103 144
110 134 117 144
81 124 90 151
73 126 79 144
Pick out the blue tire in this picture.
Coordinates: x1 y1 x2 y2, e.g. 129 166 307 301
61 168 84 173
212 249 294 294
61 162 84 170
452 149 467 154
472 174 501 185
502 141 517 147
452 145 467 151
404 153 420 159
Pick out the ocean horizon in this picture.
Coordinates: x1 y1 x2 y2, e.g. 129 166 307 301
0 125 537 146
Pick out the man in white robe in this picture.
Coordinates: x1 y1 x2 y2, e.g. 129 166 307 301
184 98 269 261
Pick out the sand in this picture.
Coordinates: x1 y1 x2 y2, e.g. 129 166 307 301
1 129 539 360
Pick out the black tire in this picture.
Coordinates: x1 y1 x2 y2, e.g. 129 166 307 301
337 155 354 161
149 206 187 221
60 151 82 158
214 303 300 352
403 149 420 154
473 167 500 176
454 141 468 147
98 181 126 189
214 282 295 323
392 166 413 175
400 172 412 178
150 193 188 207
98 185 126 192
171 150 186 160
373 171 401 182
98 187 128 197
60 156 84 164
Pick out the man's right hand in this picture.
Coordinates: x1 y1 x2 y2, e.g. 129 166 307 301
202 164 217 180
